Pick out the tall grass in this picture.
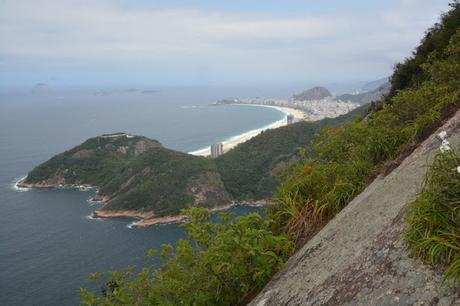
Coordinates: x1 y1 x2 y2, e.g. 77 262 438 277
405 148 460 284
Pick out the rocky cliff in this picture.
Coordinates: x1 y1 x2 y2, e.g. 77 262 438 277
250 109 460 305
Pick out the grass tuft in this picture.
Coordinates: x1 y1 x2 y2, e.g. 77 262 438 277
405 148 460 284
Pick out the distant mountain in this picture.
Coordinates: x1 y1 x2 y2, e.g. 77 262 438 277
361 77 390 92
31 83 51 94
337 82 390 104
292 86 332 101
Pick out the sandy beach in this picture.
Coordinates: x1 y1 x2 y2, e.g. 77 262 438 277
189 105 305 157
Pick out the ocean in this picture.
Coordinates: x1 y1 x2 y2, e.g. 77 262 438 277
0 87 285 305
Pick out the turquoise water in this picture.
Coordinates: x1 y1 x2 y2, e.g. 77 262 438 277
0 87 283 305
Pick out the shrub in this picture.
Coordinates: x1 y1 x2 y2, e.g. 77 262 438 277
80 208 293 305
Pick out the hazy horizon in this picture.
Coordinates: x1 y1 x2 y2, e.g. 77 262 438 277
0 0 452 92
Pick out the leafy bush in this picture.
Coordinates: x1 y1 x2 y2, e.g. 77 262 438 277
390 1 460 95
405 147 460 284
80 208 293 305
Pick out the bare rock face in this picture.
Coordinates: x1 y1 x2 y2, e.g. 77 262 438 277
134 139 157 156
250 110 460 306
72 149 95 159
187 172 231 208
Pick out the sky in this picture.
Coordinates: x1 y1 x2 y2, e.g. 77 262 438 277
0 0 453 91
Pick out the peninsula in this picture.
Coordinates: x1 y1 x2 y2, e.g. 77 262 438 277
18 133 231 225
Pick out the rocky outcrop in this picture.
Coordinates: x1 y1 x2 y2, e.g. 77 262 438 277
187 172 231 208
93 209 154 219
250 110 460 305
17 173 68 188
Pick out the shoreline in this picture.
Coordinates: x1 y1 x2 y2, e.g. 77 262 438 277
14 175 270 228
95 200 270 228
15 177 96 192
189 104 306 157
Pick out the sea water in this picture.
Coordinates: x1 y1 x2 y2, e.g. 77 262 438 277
0 87 284 305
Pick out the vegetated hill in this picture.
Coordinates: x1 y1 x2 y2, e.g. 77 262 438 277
337 82 390 104
98 147 230 216
390 2 460 96
216 104 369 200
21 133 230 217
361 76 390 92
23 133 161 187
292 86 332 101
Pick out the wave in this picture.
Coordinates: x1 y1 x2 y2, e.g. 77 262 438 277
86 197 103 206
85 213 104 221
126 222 135 229
10 176 30 192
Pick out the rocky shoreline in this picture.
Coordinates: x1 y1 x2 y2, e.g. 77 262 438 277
16 176 269 227
100 200 270 228
16 177 95 191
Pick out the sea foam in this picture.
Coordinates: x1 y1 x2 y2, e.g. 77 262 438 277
85 213 104 221
11 176 30 192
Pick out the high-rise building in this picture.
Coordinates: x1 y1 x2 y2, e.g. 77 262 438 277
210 143 224 158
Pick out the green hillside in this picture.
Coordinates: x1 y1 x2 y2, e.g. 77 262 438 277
216 105 369 200
25 133 161 186
23 133 229 216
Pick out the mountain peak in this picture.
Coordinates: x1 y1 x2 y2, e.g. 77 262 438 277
292 86 332 101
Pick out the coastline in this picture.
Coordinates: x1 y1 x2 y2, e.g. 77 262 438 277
15 177 96 192
189 104 305 157
15 176 270 227
95 200 270 228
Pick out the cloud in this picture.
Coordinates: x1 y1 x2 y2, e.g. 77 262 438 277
0 0 452 85
0 1 343 59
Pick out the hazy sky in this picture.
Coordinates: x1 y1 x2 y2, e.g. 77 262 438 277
0 0 453 90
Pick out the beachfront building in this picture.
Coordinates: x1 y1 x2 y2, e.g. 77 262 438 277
287 114 294 125
210 143 224 158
